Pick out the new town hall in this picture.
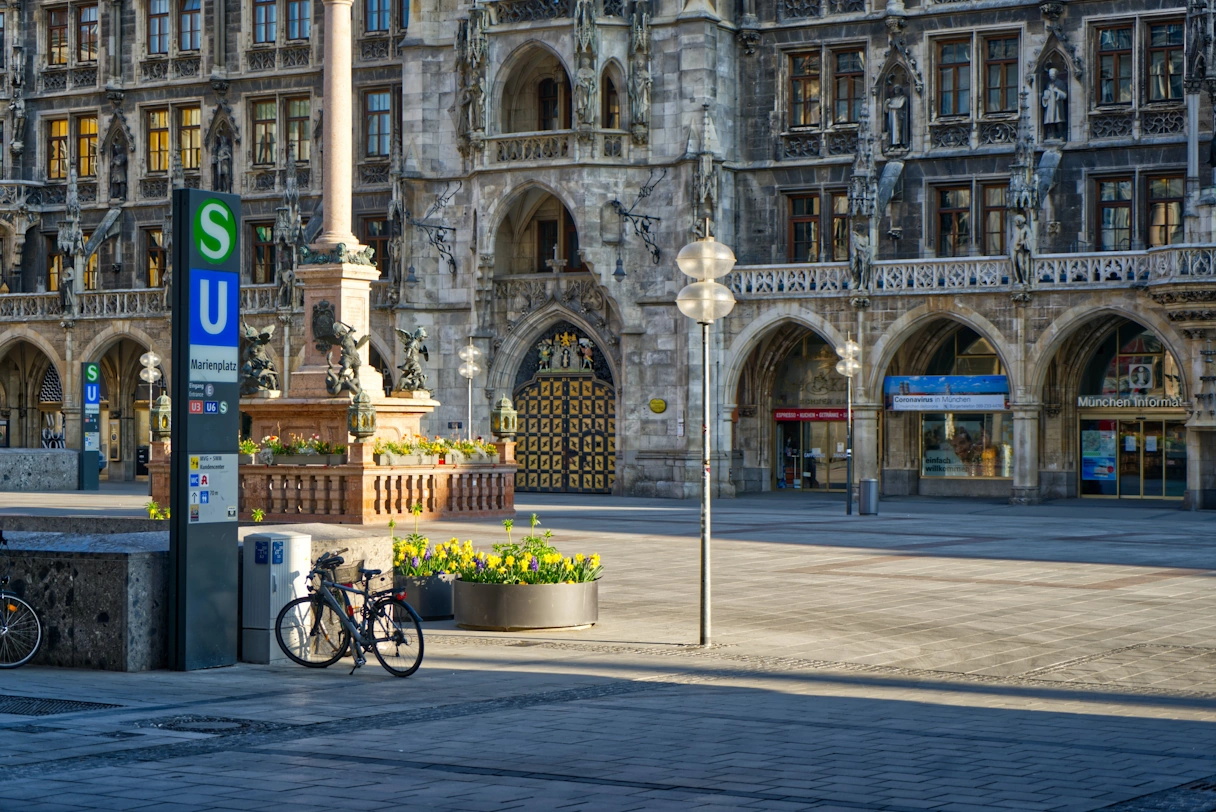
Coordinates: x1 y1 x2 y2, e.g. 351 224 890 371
2 0 1216 506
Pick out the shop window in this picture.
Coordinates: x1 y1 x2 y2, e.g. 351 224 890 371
77 5 98 62
830 192 849 261
178 106 201 170
1097 26 1133 105
365 90 391 157
1082 321 1180 398
1147 176 1184 247
602 77 620 129
48 8 69 65
788 194 820 262
253 101 277 165
251 222 275 283
148 0 169 55
287 0 310 39
1097 177 1133 251
1147 22 1183 103
179 0 201 50
363 218 389 277
146 228 165 287
937 40 971 118
77 115 98 177
287 98 310 162
981 184 1007 255
984 36 1018 114
921 413 1013 478
790 52 821 128
254 0 277 44
47 119 68 180
833 50 864 124
936 186 971 257
147 109 169 172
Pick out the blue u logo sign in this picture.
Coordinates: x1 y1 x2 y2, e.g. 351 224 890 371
85 384 99 404
189 269 239 348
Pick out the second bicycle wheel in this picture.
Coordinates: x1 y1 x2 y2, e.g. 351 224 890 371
275 596 350 668
370 598 424 677
0 592 42 669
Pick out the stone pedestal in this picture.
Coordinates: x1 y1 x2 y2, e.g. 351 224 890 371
1010 406 1041 505
148 440 171 509
240 393 440 448
1185 424 1216 510
292 261 384 400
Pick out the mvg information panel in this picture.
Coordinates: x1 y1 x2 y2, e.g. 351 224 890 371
169 188 241 671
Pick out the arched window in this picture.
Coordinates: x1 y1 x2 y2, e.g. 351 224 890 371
538 78 560 131
602 77 620 129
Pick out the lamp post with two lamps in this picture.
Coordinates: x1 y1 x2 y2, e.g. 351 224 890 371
458 340 483 441
675 228 736 648
834 337 861 515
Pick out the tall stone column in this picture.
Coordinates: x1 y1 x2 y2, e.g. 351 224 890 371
317 0 360 251
1010 405 1041 504
853 403 881 488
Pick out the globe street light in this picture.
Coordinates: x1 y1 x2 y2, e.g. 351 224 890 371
675 231 736 648
139 351 162 493
834 337 860 515
457 340 483 442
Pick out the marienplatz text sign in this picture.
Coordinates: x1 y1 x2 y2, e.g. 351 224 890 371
79 361 100 490
169 188 241 671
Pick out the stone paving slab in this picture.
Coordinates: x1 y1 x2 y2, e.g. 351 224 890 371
3 494 1216 810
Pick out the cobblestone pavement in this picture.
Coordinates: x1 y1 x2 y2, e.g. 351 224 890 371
3 493 1216 811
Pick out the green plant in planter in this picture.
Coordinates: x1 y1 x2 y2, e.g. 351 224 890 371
145 500 170 520
392 502 463 577
251 507 265 523
239 438 259 455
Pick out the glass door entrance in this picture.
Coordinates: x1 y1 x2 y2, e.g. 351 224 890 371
1080 418 1186 498
776 421 848 491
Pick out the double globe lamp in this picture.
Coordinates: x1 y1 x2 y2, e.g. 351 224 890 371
674 233 736 648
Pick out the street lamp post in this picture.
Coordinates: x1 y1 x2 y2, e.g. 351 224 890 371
139 351 162 493
834 336 860 515
675 232 736 648
457 340 483 442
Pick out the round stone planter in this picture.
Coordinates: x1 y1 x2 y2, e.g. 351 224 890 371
453 579 599 631
393 573 455 621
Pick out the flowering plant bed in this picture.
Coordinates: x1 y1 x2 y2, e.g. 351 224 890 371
242 434 347 465
392 504 462 619
374 436 497 466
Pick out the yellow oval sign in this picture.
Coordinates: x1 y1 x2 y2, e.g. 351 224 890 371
649 399 667 414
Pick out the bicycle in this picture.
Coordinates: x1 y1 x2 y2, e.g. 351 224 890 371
0 530 42 669
275 548 424 677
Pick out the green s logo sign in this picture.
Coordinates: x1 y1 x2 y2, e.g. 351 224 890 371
85 364 99 383
194 199 236 263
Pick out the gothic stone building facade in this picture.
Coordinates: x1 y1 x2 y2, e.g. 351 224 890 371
4 0 1216 507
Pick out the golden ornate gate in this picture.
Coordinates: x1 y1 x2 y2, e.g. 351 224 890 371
513 327 616 494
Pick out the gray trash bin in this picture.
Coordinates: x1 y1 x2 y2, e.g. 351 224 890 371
859 478 879 515
241 532 311 664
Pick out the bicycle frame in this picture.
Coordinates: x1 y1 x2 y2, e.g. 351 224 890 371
308 570 398 651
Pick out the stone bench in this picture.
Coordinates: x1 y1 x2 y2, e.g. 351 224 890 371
0 448 79 491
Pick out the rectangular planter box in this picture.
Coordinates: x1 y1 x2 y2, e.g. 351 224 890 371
393 573 455 620
453 579 598 631
375 452 438 466
271 454 345 466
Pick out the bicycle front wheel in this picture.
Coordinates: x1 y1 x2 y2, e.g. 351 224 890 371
0 593 42 669
276 596 350 668
370 598 424 677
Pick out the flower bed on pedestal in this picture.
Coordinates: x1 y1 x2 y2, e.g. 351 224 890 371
374 436 496 467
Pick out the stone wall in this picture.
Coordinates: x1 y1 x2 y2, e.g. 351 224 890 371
0 449 79 491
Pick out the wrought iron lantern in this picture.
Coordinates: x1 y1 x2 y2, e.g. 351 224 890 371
347 389 377 440
490 395 518 441
150 394 172 441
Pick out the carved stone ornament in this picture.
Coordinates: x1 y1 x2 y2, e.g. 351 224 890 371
394 326 430 393
311 300 369 397
299 243 377 267
240 322 281 395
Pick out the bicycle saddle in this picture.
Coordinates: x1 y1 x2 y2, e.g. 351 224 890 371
316 553 345 569
360 567 382 578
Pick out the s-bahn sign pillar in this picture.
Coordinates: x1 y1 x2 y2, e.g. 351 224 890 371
79 361 100 490
169 189 241 671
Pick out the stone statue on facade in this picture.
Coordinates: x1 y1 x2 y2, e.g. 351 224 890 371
848 227 872 294
108 139 128 201
1010 214 1033 288
885 84 909 149
394 327 430 393
1041 67 1068 140
628 58 652 137
240 322 280 395
212 135 233 193
575 59 598 127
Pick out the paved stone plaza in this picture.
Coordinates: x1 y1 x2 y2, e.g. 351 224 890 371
3 494 1216 811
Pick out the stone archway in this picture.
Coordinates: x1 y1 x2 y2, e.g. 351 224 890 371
0 340 59 448
511 320 616 494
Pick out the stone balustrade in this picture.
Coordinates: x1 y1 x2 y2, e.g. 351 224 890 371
491 132 572 163
727 246 1213 299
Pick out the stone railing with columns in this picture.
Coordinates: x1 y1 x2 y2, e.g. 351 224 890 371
491 132 573 163
726 247 1212 299
239 283 283 314
77 289 167 318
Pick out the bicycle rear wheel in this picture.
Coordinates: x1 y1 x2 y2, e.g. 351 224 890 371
276 596 350 668
370 598 424 677
0 593 41 669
